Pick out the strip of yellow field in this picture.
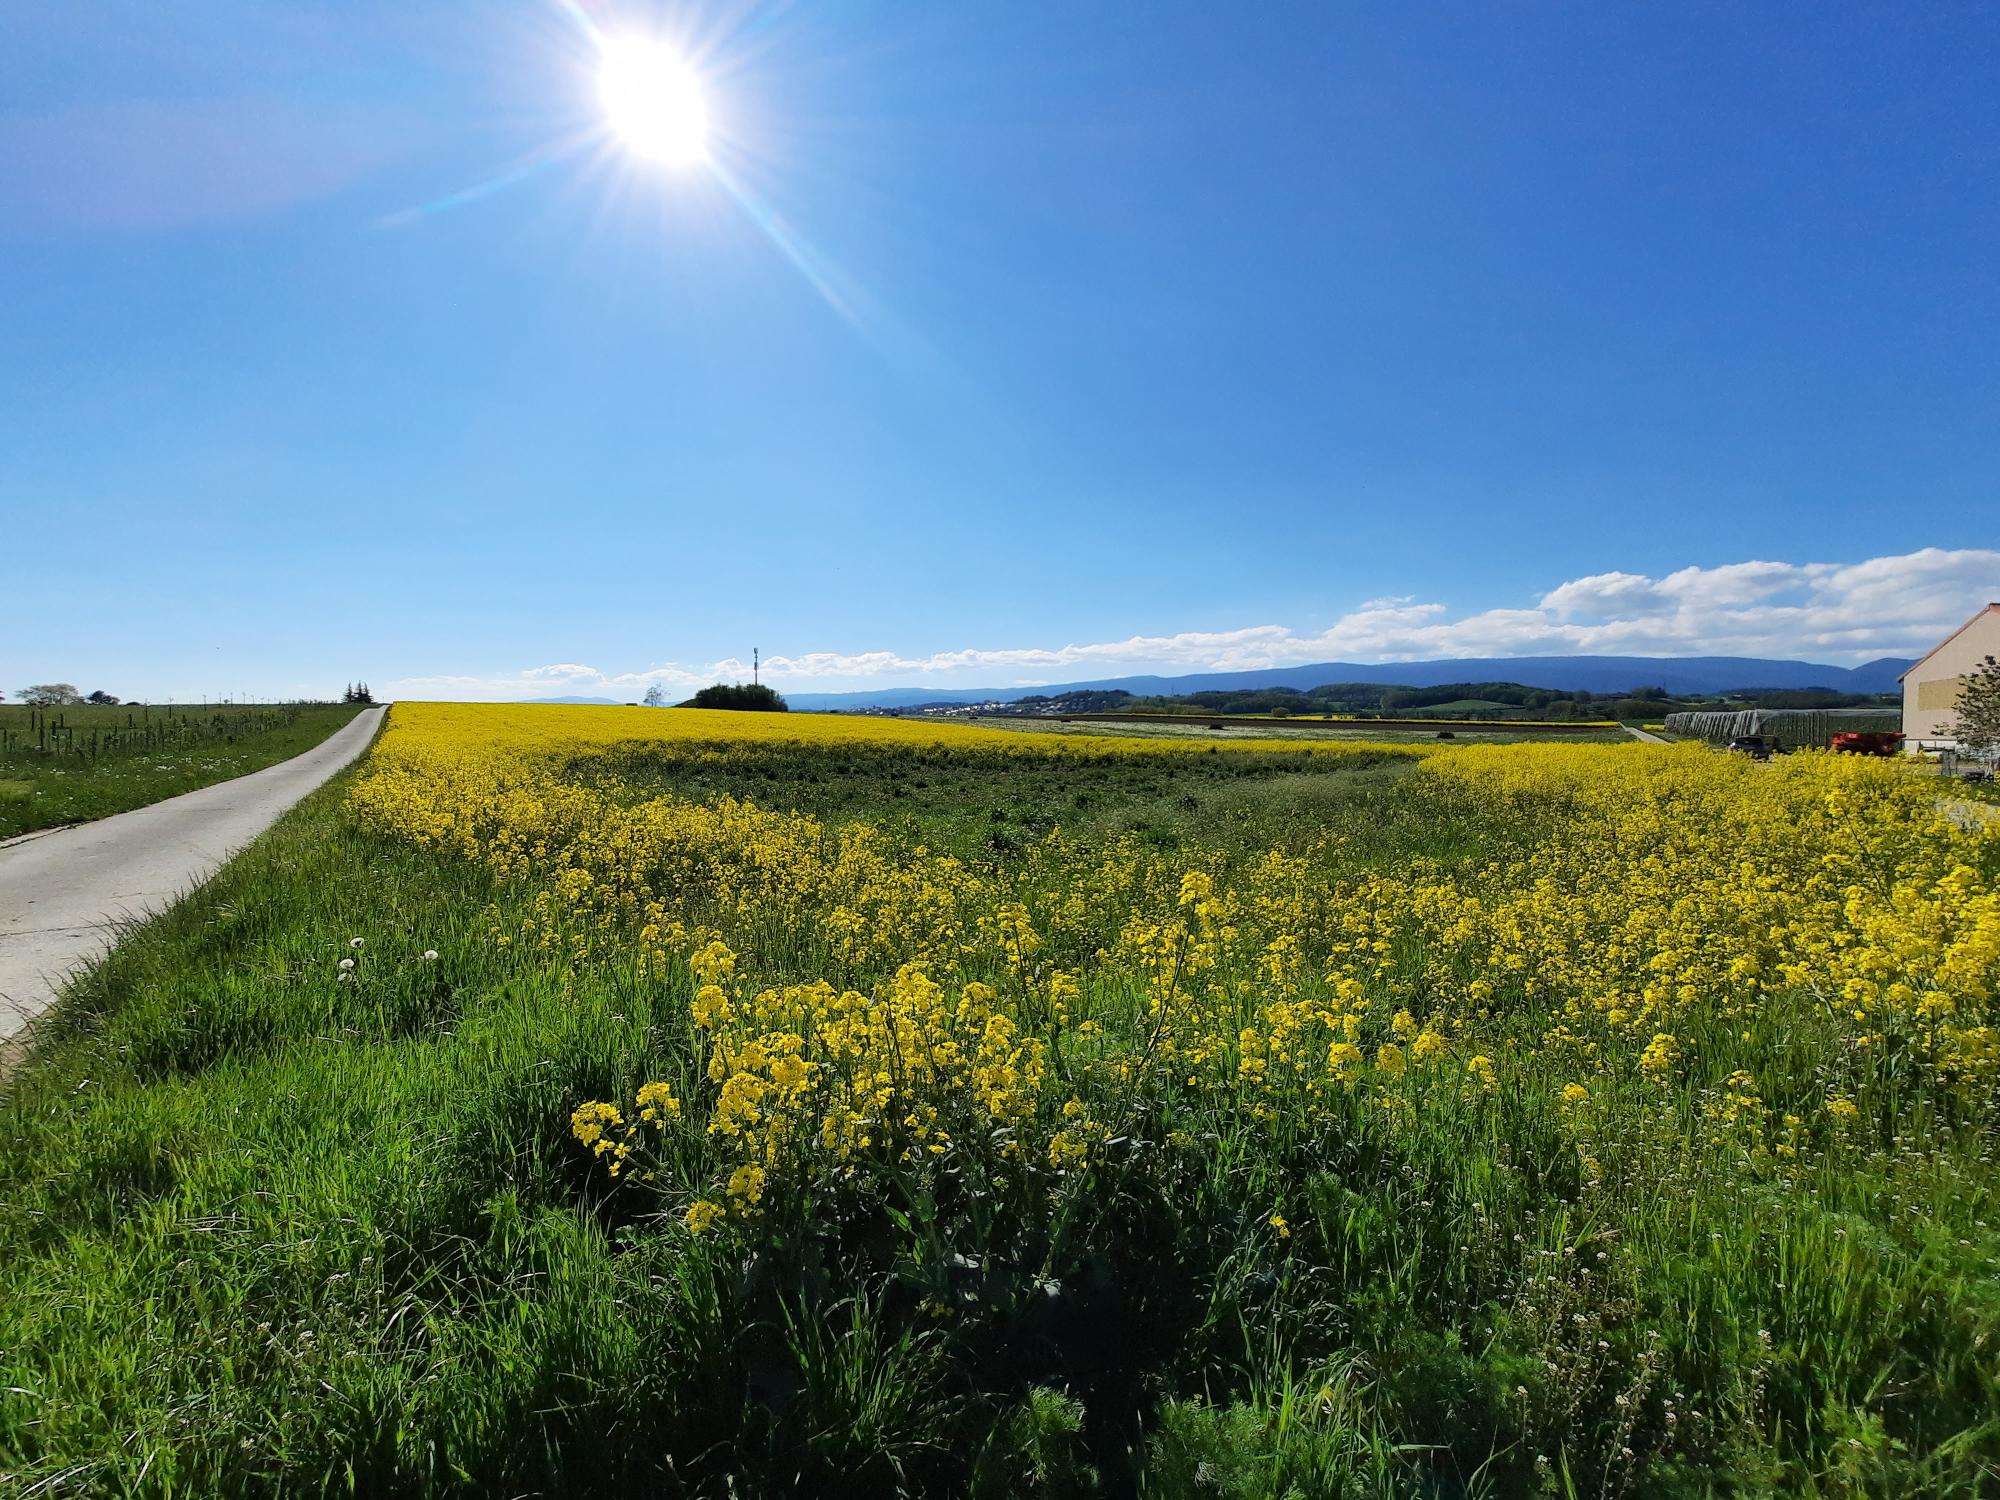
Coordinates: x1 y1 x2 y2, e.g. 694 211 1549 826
380 701 1440 762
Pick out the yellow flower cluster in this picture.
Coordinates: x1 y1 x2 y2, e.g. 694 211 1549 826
1407 743 2000 1081
569 1084 679 1177
356 706 2000 1223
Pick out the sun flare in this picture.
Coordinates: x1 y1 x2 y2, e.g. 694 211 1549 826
598 36 708 166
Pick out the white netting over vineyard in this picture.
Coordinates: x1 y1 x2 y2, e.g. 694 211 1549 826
1662 707 1902 748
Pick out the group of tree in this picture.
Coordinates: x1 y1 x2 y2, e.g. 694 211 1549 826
1951 655 2000 757
10 684 120 707
989 679 1901 724
1724 687 1885 709
1107 681 1671 721
684 682 788 712
342 683 375 705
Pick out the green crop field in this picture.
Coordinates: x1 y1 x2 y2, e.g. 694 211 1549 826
1390 698 1512 715
976 716 1633 746
2 704 1996 1497
0 702 365 837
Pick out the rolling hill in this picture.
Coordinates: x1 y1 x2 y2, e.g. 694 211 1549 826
782 655 1914 712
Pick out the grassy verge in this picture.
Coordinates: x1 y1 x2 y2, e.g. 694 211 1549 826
2 729 1996 1496
0 703 364 837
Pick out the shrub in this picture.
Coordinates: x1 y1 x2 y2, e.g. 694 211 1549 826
684 682 789 712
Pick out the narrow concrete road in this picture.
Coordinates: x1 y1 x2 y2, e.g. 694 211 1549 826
0 705 385 1049
1623 724 1670 744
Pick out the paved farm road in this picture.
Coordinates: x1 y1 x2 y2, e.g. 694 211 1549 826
0 705 385 1051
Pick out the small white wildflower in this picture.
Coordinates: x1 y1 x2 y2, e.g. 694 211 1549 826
422 949 439 962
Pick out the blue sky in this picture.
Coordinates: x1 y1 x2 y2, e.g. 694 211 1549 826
5 1 1997 701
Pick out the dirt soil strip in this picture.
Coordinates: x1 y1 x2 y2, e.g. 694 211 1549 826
0 705 386 1059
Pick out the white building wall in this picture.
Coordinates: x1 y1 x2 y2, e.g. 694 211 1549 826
1902 605 2000 746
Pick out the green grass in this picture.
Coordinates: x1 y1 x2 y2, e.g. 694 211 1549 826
1390 697 1513 714
0 703 363 837
583 738 1437 859
1 743 1995 1496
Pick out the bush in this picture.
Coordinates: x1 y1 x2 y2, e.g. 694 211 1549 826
683 682 789 712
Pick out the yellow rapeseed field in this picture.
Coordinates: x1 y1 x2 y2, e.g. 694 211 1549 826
10 698 1996 1494
352 703 1999 1235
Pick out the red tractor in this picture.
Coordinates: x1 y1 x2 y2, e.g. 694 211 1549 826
1829 730 1905 756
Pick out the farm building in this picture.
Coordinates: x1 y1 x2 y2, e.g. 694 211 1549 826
1900 602 2000 750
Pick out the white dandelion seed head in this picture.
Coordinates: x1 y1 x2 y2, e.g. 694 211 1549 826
338 957 355 970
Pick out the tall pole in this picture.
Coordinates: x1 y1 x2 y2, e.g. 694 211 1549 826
753 648 759 686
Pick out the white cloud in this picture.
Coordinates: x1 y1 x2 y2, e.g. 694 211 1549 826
381 547 2000 700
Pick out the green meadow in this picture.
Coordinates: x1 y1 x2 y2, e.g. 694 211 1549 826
1 721 1996 1498
0 703 363 837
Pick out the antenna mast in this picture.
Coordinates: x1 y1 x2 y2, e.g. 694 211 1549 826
753 647 759 686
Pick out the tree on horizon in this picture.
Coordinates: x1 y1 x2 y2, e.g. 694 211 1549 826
19 684 82 706
685 682 788 712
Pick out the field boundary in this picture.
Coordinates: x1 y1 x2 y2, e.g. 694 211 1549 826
0 706 386 1063
1057 710 1622 733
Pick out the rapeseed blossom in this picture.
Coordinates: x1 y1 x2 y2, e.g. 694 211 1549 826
351 705 2000 1224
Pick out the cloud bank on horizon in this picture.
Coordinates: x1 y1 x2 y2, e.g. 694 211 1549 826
386 547 2000 701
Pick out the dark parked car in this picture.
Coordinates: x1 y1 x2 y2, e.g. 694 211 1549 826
1728 734 1773 760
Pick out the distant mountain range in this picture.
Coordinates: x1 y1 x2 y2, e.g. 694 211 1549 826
781 655 1915 712
509 655 1913 712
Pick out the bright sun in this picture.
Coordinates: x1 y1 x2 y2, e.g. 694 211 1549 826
598 37 708 166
